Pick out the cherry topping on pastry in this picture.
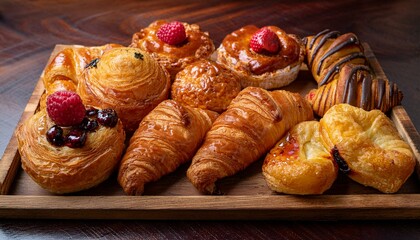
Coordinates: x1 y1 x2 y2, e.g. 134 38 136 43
65 128 87 148
80 117 99 132
47 91 86 127
97 109 118 127
156 21 187 45
46 125 65 146
250 27 281 54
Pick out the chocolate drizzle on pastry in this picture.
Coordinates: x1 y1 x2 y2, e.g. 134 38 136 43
304 29 403 116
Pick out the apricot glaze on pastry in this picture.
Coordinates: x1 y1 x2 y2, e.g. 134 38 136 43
263 121 338 195
187 87 314 194
118 100 218 195
303 29 403 117
320 104 415 193
77 47 171 132
40 43 122 109
130 20 215 79
171 59 241 113
16 91 125 194
216 25 305 89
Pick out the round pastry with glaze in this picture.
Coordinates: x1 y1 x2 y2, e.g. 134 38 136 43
77 47 171 132
320 104 415 193
16 109 125 194
217 25 305 89
171 59 241 113
263 121 338 195
130 20 215 79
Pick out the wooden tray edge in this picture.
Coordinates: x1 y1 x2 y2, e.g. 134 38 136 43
1 44 419 220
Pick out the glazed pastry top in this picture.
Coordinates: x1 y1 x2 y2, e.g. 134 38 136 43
220 25 302 75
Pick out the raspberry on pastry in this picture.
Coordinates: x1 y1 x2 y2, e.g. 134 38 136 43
216 25 305 89
129 20 215 79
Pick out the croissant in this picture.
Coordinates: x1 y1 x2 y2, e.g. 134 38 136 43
303 29 403 116
16 108 125 194
262 121 338 195
306 64 403 117
320 104 415 193
118 100 218 195
77 47 171 132
187 87 314 194
40 44 121 109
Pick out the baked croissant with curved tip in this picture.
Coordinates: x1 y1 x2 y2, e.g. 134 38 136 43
303 29 367 86
263 121 338 195
320 104 415 193
186 87 314 194
40 44 122 108
77 47 171 132
16 109 126 194
118 100 218 195
306 64 403 117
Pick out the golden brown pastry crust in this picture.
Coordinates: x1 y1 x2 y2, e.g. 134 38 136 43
217 25 305 89
320 104 415 193
77 47 171 132
118 100 218 195
187 87 314 194
263 121 337 195
130 20 215 79
40 44 122 109
171 59 241 113
16 109 125 194
303 30 403 117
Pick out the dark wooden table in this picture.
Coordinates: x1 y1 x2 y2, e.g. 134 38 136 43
1 0 420 239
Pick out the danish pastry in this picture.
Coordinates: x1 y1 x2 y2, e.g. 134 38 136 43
187 87 314 194
118 100 218 195
320 104 415 193
216 25 305 89
263 121 338 195
171 59 241 113
77 47 171 132
16 91 125 194
130 20 215 79
303 29 403 116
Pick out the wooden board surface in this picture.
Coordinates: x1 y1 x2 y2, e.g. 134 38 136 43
0 44 419 220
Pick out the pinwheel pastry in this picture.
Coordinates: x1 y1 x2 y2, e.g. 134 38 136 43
171 59 241 113
216 25 305 89
320 104 415 193
263 121 338 195
130 20 215 79
40 43 121 109
303 29 403 117
187 87 314 194
118 100 218 195
16 91 125 194
77 47 171 132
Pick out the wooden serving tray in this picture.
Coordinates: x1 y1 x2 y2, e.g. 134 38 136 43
0 44 419 220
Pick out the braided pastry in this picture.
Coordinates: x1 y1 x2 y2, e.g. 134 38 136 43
303 29 403 116
187 87 314 194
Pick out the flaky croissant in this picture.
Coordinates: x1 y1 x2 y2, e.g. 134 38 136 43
303 29 403 116
263 121 337 195
77 47 171 132
118 100 218 195
320 104 415 193
16 109 125 194
186 87 314 194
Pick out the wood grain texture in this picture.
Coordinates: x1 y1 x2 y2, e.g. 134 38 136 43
1 0 420 239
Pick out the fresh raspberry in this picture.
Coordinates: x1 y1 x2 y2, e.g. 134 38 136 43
156 21 187 45
249 27 281 54
46 91 86 127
